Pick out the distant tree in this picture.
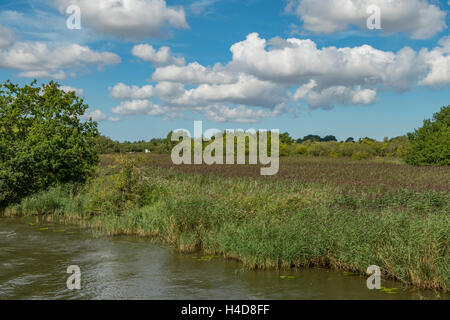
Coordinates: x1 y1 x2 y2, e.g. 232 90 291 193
280 132 294 145
405 106 450 166
95 135 118 154
302 134 322 142
322 135 337 142
359 137 376 143
0 80 99 206
345 137 355 143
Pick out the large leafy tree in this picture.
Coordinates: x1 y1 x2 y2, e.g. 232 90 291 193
0 81 99 206
405 106 450 166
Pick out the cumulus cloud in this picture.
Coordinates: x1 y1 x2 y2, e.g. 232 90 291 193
152 62 233 85
229 33 420 91
0 41 121 79
60 85 85 96
418 36 450 86
305 86 377 109
53 0 188 39
0 25 15 49
165 74 286 108
132 44 185 66
112 99 166 116
204 104 287 123
109 81 186 100
109 82 155 99
17 70 67 80
286 0 447 39
83 109 120 122
110 33 450 122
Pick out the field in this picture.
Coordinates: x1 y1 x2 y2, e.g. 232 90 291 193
4 154 450 291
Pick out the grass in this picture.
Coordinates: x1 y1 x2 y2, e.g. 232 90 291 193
3 154 449 291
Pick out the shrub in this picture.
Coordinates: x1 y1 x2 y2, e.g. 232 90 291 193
295 145 308 155
352 151 371 161
406 106 450 166
86 156 167 215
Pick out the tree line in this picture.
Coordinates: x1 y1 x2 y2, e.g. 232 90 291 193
95 131 411 159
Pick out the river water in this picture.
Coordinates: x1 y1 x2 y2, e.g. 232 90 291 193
0 217 446 300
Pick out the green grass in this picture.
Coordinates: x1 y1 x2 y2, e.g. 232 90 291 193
3 156 449 291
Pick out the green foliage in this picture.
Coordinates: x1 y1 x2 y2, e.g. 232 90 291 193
0 80 99 206
94 135 167 154
5 156 449 291
87 156 167 215
279 132 294 144
352 151 371 161
345 137 355 143
406 106 450 166
295 145 308 155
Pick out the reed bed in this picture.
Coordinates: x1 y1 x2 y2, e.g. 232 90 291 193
4 154 449 291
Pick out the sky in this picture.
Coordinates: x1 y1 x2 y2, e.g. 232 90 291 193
0 0 449 142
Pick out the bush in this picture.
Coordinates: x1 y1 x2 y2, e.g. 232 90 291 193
86 156 167 215
352 151 371 161
295 145 308 155
406 106 450 166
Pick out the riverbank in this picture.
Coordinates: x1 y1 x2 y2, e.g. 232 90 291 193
3 155 449 292
5 217 443 300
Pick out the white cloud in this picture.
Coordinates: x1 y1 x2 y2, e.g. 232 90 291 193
189 0 219 15
17 70 67 80
0 41 121 79
109 82 155 99
83 109 120 122
154 81 185 98
132 44 185 66
60 85 85 96
305 86 377 109
229 33 420 91
113 33 450 122
112 99 166 116
204 104 286 123
53 0 188 39
292 80 317 100
287 0 447 39
0 25 15 49
166 74 286 108
418 36 450 86
153 62 233 85
109 81 186 100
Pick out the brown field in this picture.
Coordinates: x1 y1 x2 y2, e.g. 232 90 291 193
100 154 450 194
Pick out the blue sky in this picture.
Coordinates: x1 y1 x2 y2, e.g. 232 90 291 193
0 0 449 141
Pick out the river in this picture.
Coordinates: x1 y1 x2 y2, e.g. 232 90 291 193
0 217 446 300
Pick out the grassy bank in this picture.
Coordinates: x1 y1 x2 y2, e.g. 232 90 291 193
3 154 449 291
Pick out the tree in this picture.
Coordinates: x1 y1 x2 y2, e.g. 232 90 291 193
302 134 322 142
322 135 337 142
0 81 99 206
345 137 355 143
405 106 450 166
279 132 294 145
95 135 119 154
